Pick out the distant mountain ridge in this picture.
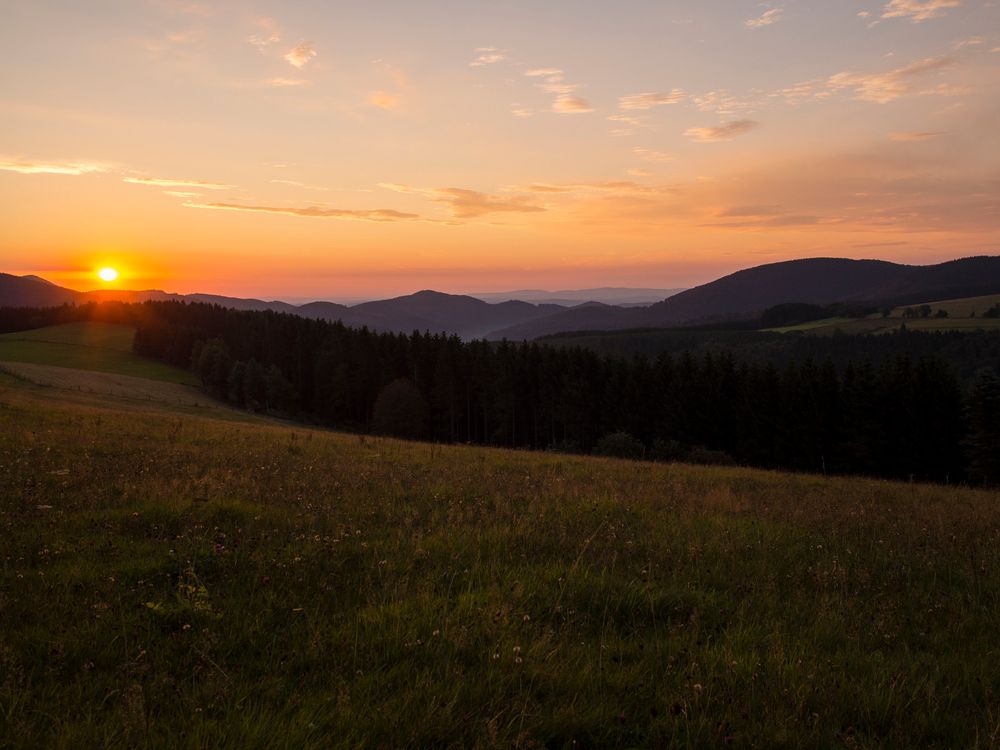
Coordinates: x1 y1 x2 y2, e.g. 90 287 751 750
4 255 1000 340
486 256 1000 339
0 276 572 339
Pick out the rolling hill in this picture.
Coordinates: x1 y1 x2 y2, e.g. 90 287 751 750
487 255 1000 339
3 359 1000 747
0 276 568 339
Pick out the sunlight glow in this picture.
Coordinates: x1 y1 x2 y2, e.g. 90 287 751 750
97 267 119 283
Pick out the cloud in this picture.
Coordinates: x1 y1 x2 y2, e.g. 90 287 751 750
263 77 306 87
888 130 947 141
248 17 280 51
827 56 957 103
368 90 401 109
693 90 760 117
525 68 563 78
184 201 419 221
380 183 545 218
0 159 107 175
470 47 506 67
524 67 594 114
124 176 234 189
271 179 329 191
626 168 651 177
552 94 594 113
745 8 784 28
283 42 316 69
433 188 546 218
618 90 685 110
632 147 675 163
685 119 759 142
953 36 984 49
881 0 961 22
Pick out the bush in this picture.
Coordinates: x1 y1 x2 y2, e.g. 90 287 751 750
593 431 645 460
651 438 689 462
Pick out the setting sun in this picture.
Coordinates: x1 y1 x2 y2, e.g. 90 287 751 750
97 267 119 283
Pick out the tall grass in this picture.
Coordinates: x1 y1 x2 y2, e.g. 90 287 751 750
1 378 998 748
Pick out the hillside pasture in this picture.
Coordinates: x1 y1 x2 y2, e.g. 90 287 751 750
0 321 198 384
1 376 999 748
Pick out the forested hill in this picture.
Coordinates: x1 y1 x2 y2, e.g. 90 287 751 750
5 300 997 486
487 256 1000 339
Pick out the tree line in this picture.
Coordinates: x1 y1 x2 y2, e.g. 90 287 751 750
2 300 998 485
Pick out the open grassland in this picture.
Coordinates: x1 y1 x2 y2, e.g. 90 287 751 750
1 376 1000 749
0 322 197 385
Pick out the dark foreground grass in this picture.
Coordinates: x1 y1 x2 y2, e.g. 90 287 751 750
1 378 999 748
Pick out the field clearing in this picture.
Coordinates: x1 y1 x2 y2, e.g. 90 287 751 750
0 361 244 414
1 376 999 747
0 322 197 384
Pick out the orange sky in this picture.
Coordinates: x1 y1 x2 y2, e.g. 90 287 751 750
1 0 998 299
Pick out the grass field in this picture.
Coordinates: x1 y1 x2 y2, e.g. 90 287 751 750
2 372 999 748
778 294 1000 336
0 322 198 385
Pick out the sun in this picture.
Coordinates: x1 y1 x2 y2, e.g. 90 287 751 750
97 267 119 283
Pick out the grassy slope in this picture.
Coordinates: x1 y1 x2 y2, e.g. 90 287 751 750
1 376 999 748
0 322 198 384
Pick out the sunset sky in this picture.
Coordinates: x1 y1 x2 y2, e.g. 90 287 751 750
2 0 999 299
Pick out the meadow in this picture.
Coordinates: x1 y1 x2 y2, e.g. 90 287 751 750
0 322 198 385
2 362 1000 748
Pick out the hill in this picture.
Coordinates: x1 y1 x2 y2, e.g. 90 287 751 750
0 321 198 384
487 256 1000 339
0 276 567 340
2 368 999 747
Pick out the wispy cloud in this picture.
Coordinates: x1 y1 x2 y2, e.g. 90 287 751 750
271 179 330 191
888 130 947 141
124 176 234 189
745 8 784 28
618 90 685 110
953 36 984 49
685 120 759 142
283 42 316 69
632 147 675 163
0 159 107 176
827 56 957 103
525 68 594 114
368 90 401 109
470 47 506 67
693 90 760 117
381 183 546 218
552 94 594 113
248 17 280 51
184 202 419 221
263 77 307 87
881 0 961 22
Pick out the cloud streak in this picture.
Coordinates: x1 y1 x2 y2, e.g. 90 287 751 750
0 159 107 175
745 8 784 28
685 120 759 142
124 176 234 189
888 130 947 141
283 42 316 69
881 0 961 23
827 56 957 103
618 90 685 110
525 68 594 114
470 47 505 66
381 183 546 218
184 201 419 221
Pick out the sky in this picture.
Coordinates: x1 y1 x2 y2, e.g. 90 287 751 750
1 0 998 300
